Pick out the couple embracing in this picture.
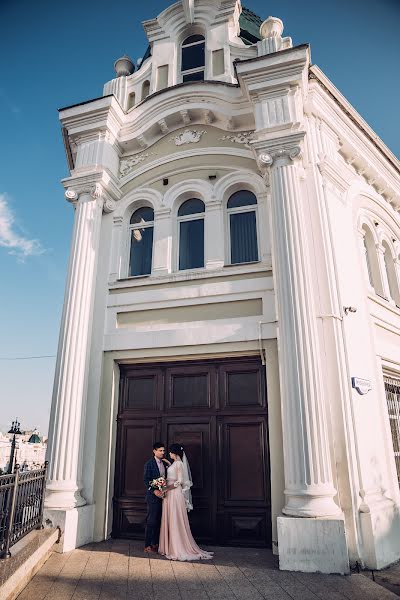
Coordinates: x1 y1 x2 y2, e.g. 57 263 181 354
144 442 213 561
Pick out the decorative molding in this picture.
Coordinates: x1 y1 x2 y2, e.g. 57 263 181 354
170 129 207 146
318 154 352 197
259 145 302 166
119 152 156 177
218 131 254 148
137 135 147 149
158 119 169 134
180 110 191 126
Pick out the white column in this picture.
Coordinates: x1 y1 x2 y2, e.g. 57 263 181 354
153 207 172 275
45 184 105 509
205 197 224 269
259 143 341 518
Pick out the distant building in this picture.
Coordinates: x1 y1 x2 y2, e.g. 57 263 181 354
45 0 400 575
0 428 47 472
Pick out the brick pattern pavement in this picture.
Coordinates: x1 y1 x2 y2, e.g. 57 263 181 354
17 540 398 600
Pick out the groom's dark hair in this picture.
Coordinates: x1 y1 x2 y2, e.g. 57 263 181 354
153 441 164 450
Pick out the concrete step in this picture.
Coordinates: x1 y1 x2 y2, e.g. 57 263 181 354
0 528 59 600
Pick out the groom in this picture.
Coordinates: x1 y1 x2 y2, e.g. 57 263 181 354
143 441 168 553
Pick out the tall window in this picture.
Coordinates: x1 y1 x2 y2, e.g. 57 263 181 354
142 80 150 100
384 375 400 488
383 241 400 306
129 207 154 276
227 190 259 264
181 35 205 82
178 199 205 270
362 226 383 295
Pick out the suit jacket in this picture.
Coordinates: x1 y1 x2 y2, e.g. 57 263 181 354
144 457 168 502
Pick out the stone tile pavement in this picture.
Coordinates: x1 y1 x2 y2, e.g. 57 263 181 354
17 539 399 600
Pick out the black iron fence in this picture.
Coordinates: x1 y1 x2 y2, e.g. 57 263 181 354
0 462 48 558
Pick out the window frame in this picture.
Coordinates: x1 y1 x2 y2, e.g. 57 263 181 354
226 191 260 266
180 34 206 83
177 199 205 271
127 206 155 278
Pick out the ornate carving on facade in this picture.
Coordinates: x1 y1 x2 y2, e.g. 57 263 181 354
218 131 254 148
119 152 156 177
170 129 206 146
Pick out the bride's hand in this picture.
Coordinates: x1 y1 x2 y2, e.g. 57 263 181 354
162 459 171 466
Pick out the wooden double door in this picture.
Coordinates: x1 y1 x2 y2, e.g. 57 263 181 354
113 357 271 547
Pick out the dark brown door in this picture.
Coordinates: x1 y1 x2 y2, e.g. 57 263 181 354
113 357 271 547
164 418 216 542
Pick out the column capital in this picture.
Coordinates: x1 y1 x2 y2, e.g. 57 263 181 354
253 132 305 168
65 183 117 213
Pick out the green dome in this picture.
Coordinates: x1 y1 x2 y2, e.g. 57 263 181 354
239 7 263 45
28 433 41 444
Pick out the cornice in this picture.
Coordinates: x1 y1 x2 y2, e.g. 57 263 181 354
317 153 352 196
309 66 400 174
307 67 400 211
59 96 124 140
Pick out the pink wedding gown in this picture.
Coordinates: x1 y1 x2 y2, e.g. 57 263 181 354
159 460 213 561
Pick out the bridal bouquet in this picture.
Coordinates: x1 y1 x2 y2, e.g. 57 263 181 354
150 476 167 494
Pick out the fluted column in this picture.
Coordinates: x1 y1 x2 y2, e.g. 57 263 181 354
258 141 341 518
45 183 109 509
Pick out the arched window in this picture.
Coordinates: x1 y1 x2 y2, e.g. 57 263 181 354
362 226 383 295
382 241 400 305
142 80 150 100
127 91 136 110
178 199 205 270
181 35 205 82
129 207 154 276
227 190 259 264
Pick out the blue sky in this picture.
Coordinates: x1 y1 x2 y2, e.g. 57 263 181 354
0 0 399 436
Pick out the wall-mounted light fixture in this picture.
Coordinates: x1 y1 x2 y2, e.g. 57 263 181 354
343 306 357 315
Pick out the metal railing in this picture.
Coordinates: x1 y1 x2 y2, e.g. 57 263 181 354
384 376 400 487
0 462 48 558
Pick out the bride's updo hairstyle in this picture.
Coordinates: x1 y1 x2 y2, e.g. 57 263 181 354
169 443 184 459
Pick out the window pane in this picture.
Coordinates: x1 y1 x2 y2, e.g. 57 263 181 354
183 35 205 45
230 212 258 264
178 198 205 216
183 71 205 82
182 42 205 71
179 219 204 270
227 371 260 406
228 190 257 209
127 377 156 409
130 226 153 276
172 374 208 407
130 207 154 224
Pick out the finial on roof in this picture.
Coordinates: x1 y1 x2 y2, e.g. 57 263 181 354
182 0 195 24
114 55 135 77
257 16 292 56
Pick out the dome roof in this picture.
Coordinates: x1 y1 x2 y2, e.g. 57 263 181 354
28 433 41 444
239 7 263 45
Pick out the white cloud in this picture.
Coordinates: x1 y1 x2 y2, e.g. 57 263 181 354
0 193 45 259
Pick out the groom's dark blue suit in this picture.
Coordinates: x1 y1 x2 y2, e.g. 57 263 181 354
143 457 167 548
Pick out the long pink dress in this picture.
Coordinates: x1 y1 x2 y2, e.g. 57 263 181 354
159 460 213 561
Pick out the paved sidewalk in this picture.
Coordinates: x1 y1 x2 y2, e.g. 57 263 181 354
17 539 398 600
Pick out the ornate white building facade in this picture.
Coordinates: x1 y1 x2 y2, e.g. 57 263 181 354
45 0 400 574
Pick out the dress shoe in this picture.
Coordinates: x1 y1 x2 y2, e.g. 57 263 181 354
151 544 159 552
144 546 156 553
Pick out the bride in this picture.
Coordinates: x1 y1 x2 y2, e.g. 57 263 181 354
159 443 213 561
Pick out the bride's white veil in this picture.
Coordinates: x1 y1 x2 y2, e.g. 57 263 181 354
181 452 193 512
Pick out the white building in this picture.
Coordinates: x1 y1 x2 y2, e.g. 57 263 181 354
45 0 400 574
0 430 47 472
